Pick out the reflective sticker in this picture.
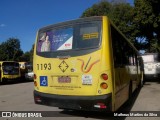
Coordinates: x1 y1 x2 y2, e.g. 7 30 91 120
82 75 92 85
40 76 48 86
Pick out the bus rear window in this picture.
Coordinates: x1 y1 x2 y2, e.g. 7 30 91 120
37 21 101 53
76 24 100 49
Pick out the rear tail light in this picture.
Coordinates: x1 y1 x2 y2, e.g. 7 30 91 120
100 82 108 89
35 97 42 103
34 81 37 87
94 103 107 109
101 73 108 80
34 74 37 79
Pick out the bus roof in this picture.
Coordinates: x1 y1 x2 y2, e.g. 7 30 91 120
38 16 103 31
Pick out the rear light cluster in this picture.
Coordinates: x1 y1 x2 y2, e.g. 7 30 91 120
94 103 107 109
34 74 37 87
100 73 108 89
34 74 37 79
34 81 37 87
100 82 108 89
35 97 42 103
101 73 108 80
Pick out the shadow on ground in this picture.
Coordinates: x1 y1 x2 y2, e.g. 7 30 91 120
58 88 142 120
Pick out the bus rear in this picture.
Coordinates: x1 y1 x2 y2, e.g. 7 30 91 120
0 61 20 82
142 53 160 79
33 16 113 111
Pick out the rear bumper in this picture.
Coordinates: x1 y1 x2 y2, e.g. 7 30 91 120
34 90 112 111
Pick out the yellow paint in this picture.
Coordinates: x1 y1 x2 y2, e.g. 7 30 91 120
33 16 143 111
0 61 21 82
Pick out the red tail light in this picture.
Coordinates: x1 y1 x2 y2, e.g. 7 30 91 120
101 73 108 80
35 97 42 103
34 81 37 87
34 74 37 79
94 103 107 109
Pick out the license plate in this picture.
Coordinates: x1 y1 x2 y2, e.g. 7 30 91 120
58 76 71 83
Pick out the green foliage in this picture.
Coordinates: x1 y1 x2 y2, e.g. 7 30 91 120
108 3 134 39
81 0 160 52
81 1 111 17
19 52 30 62
19 44 34 62
0 38 23 61
81 0 136 44
29 44 34 62
132 0 160 52
0 37 34 62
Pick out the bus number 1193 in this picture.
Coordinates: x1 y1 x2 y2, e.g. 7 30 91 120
37 63 51 70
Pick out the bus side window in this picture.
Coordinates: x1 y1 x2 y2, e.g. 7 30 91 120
111 25 129 67
121 40 129 65
111 25 137 68
111 27 123 68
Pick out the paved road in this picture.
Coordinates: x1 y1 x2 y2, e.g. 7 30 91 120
0 80 160 120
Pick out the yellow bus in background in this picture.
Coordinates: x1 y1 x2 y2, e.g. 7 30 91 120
0 61 20 83
19 62 28 79
33 16 144 111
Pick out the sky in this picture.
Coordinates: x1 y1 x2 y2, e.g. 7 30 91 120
0 0 134 52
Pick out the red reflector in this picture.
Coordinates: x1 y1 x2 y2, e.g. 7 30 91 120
34 81 37 86
35 97 42 102
100 83 108 89
100 105 107 109
101 74 108 80
34 74 37 79
94 103 107 109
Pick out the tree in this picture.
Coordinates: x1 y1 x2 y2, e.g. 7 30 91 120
0 38 23 61
81 1 137 45
0 42 8 60
19 44 34 62
81 0 160 52
29 44 34 63
19 52 30 62
108 2 134 41
133 0 160 52
81 1 111 17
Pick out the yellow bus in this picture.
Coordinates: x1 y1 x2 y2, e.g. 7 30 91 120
0 61 20 83
33 16 144 111
19 62 28 79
